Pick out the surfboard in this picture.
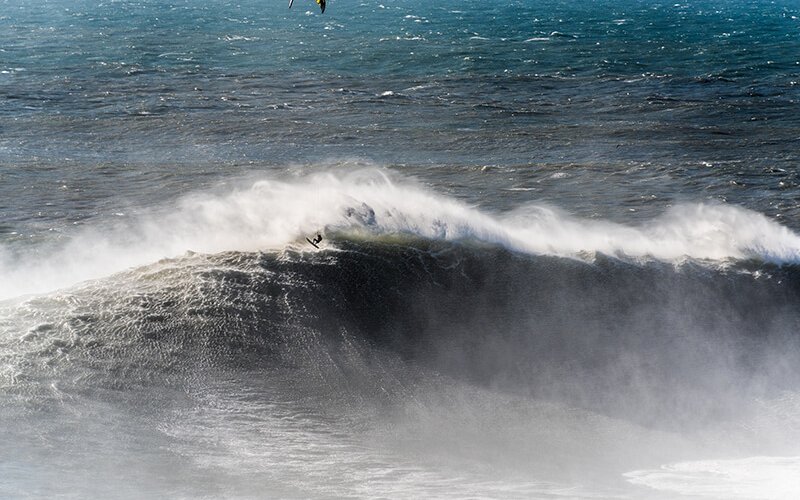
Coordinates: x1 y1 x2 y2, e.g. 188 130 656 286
306 237 320 249
288 0 294 8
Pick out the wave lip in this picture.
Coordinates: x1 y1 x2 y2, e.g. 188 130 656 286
507 203 800 264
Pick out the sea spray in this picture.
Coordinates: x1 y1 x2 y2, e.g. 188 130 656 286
3 169 800 300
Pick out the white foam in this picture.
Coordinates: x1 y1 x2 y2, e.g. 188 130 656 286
624 456 800 499
2 169 800 300
503 203 800 263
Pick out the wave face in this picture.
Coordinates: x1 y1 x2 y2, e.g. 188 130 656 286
3 174 800 498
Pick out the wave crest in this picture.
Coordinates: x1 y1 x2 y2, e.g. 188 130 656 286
2 169 800 300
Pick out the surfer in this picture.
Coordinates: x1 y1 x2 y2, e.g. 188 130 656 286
306 233 323 248
288 0 326 14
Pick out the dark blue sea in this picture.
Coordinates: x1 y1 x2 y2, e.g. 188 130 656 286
2 0 800 498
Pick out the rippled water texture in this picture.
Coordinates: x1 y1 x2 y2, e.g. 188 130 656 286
2 0 800 235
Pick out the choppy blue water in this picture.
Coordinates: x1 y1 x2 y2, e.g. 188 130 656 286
2 0 800 231
2 1 800 498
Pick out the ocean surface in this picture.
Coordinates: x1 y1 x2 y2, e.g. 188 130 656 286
2 0 800 498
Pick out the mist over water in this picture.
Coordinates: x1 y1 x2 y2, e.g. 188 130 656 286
3 0 800 498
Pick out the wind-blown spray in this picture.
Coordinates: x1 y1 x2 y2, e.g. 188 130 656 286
2 170 800 300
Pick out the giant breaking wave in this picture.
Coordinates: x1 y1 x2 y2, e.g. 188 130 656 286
2 170 800 498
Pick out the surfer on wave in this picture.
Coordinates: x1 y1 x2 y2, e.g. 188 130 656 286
306 233 323 248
